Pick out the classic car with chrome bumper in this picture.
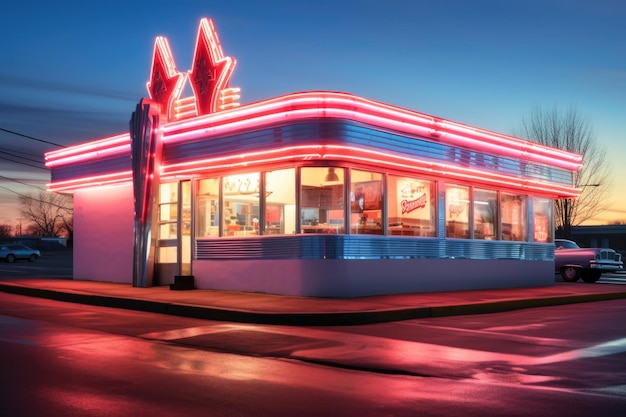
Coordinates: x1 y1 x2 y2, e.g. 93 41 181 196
555 239 623 283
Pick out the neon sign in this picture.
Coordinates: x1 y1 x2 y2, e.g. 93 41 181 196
146 37 186 121
189 18 237 115
146 18 238 121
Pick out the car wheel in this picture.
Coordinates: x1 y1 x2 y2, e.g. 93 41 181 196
581 270 601 283
28 254 37 262
560 266 581 282
6 254 16 263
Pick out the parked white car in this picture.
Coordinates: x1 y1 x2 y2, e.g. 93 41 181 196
0 244 41 263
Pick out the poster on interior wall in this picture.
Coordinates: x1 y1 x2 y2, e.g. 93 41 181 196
351 181 383 212
534 214 549 242
397 179 431 219
446 186 469 221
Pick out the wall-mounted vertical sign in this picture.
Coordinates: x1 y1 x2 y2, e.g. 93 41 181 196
130 98 162 288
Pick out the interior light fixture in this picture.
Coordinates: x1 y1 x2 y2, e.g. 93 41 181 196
324 167 339 182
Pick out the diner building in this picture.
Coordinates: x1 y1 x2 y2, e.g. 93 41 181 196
45 18 583 297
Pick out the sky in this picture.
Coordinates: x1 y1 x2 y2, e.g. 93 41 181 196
1 0 625 227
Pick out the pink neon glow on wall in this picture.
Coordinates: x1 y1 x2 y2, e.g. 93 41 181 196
45 91 582 198
47 139 578 197
160 92 582 171
160 144 579 198
47 172 133 192
45 134 131 167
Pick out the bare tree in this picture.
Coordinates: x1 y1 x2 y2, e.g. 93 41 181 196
18 191 73 238
0 224 12 241
517 105 611 238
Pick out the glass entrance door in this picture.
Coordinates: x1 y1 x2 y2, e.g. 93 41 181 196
156 180 192 284
180 180 191 276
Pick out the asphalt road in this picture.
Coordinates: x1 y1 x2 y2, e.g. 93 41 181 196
1 291 625 416
0 249 72 278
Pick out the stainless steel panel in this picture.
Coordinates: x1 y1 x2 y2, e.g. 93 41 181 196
195 235 554 262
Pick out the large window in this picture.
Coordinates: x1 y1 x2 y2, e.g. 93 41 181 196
501 193 527 241
532 197 552 243
300 167 345 234
264 168 296 235
158 182 178 241
158 182 179 263
387 175 436 237
223 173 260 237
445 184 470 239
196 178 220 237
350 169 383 235
192 167 548 243
473 188 497 240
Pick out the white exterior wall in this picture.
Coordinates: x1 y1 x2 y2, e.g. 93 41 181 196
73 184 134 283
192 258 554 297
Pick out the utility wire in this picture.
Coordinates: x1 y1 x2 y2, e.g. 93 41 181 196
0 175 47 191
0 184 72 211
0 183 35 198
0 128 71 219
0 127 65 148
0 147 43 159
0 149 44 164
0 155 47 170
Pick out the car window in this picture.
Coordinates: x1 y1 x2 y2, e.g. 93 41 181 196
555 240 579 249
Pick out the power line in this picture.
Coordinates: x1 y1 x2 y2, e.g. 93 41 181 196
0 149 44 164
0 155 47 170
0 147 42 159
0 175 47 191
0 183 35 198
0 127 65 148
0 184 72 211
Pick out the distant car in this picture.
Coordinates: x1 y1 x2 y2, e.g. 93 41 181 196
0 244 41 263
554 239 623 283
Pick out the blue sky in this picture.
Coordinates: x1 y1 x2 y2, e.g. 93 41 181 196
1 0 625 225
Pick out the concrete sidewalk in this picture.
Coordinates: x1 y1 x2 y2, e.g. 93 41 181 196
1 278 626 325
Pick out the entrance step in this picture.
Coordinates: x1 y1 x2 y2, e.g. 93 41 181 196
170 275 195 291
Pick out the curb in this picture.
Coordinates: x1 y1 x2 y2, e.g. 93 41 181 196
1 282 626 326
428 291 626 318
0 282 426 325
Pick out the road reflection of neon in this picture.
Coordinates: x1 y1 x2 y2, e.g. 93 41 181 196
529 337 626 366
142 324 626 372
41 387 134 416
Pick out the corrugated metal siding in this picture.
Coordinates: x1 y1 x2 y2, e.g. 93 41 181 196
163 120 573 185
50 155 131 182
444 239 553 260
50 119 572 186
